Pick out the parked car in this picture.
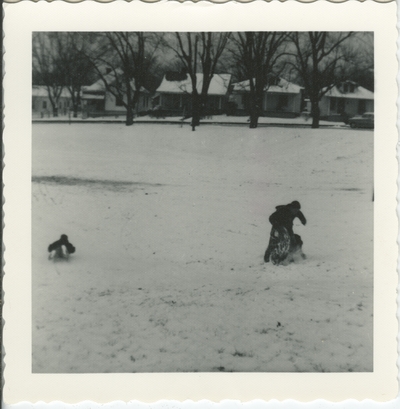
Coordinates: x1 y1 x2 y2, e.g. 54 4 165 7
348 112 374 129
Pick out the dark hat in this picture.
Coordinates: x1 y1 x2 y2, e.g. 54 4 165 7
290 201 301 209
60 234 68 241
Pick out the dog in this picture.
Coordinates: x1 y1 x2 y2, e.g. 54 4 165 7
285 234 306 264
266 231 306 265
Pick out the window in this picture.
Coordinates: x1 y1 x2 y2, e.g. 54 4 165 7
337 98 345 113
330 97 345 113
342 83 355 94
42 101 47 109
330 98 337 112
172 94 181 109
277 95 289 111
116 96 124 106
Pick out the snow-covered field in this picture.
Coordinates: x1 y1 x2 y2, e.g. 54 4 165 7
32 123 373 373
33 113 345 128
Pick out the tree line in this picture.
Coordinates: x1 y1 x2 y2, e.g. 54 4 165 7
33 31 373 129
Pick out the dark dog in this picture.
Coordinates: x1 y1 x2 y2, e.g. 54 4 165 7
286 234 306 263
265 230 306 265
48 234 75 260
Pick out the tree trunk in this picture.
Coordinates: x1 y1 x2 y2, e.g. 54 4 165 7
73 102 79 118
192 113 200 127
249 111 259 129
191 94 201 131
248 92 261 129
191 111 200 131
126 105 134 126
73 94 81 118
52 106 59 117
311 99 320 129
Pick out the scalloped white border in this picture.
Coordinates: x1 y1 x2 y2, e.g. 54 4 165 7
3 0 399 406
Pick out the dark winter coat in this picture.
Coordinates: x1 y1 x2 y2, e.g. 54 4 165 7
269 203 306 236
48 234 75 254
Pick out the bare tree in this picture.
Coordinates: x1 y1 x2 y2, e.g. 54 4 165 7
340 32 374 91
197 33 231 123
287 32 354 128
230 32 288 129
32 32 64 117
83 32 160 126
48 33 96 118
168 32 231 131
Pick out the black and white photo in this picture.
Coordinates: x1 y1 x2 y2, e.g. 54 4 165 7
32 30 374 374
3 0 398 404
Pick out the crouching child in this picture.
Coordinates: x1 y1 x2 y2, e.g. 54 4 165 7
48 234 76 261
264 201 306 264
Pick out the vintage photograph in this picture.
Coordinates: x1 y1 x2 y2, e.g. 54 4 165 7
31 31 374 374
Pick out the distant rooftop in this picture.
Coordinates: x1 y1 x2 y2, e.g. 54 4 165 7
232 78 303 94
323 83 374 100
32 85 71 98
82 75 148 96
156 73 232 95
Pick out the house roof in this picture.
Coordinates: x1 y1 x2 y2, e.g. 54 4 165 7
156 73 231 95
82 75 148 97
323 84 374 100
82 78 106 93
232 78 303 94
32 85 71 98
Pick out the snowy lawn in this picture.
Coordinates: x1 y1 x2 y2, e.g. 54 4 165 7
33 113 345 128
32 123 373 373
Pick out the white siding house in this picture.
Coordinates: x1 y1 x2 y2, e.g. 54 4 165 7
320 81 374 120
81 78 151 118
154 73 231 116
32 86 72 118
229 78 304 117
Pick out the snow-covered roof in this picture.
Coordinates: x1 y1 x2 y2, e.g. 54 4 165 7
82 76 148 95
83 69 124 92
323 84 374 100
156 73 231 95
232 78 302 94
82 79 106 93
32 86 71 98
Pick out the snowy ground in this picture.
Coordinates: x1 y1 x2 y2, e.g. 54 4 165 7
32 123 373 373
33 112 346 127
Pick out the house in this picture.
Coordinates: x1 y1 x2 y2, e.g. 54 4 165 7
229 77 304 117
153 73 232 117
319 81 374 121
81 76 151 118
32 85 72 118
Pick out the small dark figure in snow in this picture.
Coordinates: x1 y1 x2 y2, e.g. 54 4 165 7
264 201 306 264
48 234 75 261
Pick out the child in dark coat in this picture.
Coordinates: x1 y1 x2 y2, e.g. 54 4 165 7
264 201 306 263
48 234 75 260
